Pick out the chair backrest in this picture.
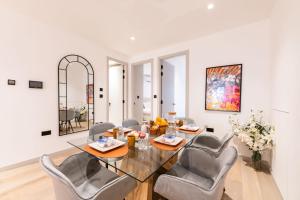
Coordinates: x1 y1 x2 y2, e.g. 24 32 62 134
192 133 222 149
180 147 220 179
220 133 234 149
41 153 137 200
60 109 76 122
89 122 115 141
176 117 195 124
122 119 139 128
212 146 238 188
40 154 82 200
179 146 237 181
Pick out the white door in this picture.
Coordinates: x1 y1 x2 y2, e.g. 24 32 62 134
109 65 124 126
161 60 175 117
161 55 186 118
142 63 152 121
132 64 144 122
131 62 152 122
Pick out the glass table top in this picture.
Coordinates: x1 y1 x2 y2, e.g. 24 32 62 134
68 130 201 182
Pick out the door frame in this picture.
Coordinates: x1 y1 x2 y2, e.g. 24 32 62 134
106 57 128 122
158 50 189 117
130 59 154 121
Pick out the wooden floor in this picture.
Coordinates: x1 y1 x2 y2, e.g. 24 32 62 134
0 148 283 200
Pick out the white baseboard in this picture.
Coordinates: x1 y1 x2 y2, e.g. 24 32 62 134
0 147 76 172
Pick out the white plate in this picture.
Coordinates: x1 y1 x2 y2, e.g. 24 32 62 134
179 125 200 132
107 128 133 133
88 139 125 152
154 135 184 146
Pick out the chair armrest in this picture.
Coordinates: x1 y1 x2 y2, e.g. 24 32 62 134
154 175 216 200
93 175 137 200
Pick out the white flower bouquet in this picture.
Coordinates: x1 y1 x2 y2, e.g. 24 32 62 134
229 110 275 167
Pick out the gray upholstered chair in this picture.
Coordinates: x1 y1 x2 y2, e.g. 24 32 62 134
40 152 137 200
59 109 76 132
176 117 195 125
122 119 141 131
154 146 238 200
89 122 115 141
190 133 234 157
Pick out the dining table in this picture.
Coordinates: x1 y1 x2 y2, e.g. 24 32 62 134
67 127 202 200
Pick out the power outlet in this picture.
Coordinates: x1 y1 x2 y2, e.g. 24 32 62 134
41 130 51 136
206 127 214 133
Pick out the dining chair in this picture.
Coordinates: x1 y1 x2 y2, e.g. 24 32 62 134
176 117 195 125
122 119 141 131
40 152 137 200
59 109 76 132
190 132 234 157
89 122 115 141
154 146 238 200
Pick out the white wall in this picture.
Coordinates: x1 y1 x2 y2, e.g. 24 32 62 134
0 8 128 168
270 0 300 199
130 20 272 139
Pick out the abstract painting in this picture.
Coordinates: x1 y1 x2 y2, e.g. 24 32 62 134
87 84 94 104
205 64 242 112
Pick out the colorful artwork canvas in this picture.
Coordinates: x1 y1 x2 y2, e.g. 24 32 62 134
205 64 242 112
87 84 94 104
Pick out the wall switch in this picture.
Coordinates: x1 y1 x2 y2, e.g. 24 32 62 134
154 95 157 98
8 79 16 85
99 94 103 98
41 130 51 136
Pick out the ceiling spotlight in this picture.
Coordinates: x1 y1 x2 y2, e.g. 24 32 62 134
130 36 136 41
207 3 214 10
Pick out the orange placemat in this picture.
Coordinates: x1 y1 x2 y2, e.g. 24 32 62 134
150 138 186 151
83 144 128 158
176 128 203 135
103 132 113 137
102 130 133 137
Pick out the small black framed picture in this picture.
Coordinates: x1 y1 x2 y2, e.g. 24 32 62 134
8 79 16 85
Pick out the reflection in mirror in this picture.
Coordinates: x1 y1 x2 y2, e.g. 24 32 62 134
58 55 94 136
131 61 152 122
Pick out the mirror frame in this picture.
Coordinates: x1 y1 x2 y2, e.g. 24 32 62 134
58 54 95 136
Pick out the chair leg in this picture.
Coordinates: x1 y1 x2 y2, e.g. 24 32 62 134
68 121 74 132
75 118 78 127
114 162 117 173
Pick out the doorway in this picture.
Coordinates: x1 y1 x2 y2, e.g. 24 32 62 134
108 58 127 126
131 60 153 122
159 52 188 118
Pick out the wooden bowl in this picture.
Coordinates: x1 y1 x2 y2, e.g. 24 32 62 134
158 125 168 135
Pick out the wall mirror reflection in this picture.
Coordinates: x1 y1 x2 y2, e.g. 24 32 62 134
131 60 153 122
58 55 94 136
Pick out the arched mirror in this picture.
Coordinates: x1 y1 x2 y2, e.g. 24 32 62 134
58 54 94 136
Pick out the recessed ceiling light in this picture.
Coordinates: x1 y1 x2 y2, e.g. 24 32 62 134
207 3 214 10
130 36 136 41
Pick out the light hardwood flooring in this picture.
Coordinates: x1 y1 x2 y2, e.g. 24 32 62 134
0 148 283 200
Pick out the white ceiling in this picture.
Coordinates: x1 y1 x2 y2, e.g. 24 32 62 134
1 0 276 56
